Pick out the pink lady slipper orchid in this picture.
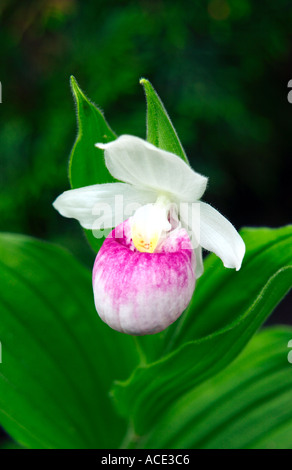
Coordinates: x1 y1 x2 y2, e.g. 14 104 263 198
53 135 245 335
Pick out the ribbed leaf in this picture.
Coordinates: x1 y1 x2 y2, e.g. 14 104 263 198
141 328 292 449
112 226 292 435
69 76 117 252
0 234 138 449
140 78 188 163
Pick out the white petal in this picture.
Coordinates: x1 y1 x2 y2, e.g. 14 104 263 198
180 201 245 270
96 135 208 202
194 246 204 278
199 202 245 270
178 203 204 278
53 182 157 230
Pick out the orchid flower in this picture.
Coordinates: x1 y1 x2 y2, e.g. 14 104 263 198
53 135 245 335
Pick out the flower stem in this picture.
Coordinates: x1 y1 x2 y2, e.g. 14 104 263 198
133 336 147 366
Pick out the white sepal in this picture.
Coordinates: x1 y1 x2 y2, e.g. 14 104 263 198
53 182 157 230
96 135 208 202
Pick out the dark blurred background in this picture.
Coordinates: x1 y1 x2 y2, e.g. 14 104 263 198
0 0 291 444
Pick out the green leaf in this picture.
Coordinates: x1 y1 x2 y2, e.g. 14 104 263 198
69 76 117 188
0 234 138 449
141 327 292 449
69 76 117 252
112 226 292 435
140 78 188 163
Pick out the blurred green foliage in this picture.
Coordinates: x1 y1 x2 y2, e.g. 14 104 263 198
1 0 291 264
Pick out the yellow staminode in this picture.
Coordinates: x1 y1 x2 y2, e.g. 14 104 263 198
132 225 160 253
131 202 171 253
